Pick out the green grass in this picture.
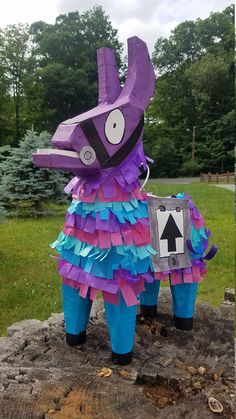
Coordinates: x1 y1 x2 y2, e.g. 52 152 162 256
0 183 234 336
0 214 65 336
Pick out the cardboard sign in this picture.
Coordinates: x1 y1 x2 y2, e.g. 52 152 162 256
148 195 191 272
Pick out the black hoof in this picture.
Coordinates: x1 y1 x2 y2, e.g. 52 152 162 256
66 331 86 346
140 304 157 317
174 316 193 331
111 351 133 365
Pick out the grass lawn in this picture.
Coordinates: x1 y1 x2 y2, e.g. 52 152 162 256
0 182 234 336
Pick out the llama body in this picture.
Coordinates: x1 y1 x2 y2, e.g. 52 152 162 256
52 142 154 363
33 37 216 365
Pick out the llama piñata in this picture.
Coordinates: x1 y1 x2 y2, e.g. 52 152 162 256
33 37 217 365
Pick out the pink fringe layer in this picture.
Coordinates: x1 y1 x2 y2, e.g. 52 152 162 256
62 276 146 306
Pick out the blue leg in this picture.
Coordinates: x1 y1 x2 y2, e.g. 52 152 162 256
104 294 137 365
62 284 92 345
170 283 198 330
139 280 160 317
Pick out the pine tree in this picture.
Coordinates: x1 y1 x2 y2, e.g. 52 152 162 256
0 130 69 216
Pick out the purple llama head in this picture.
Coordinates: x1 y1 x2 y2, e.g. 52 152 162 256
33 37 155 174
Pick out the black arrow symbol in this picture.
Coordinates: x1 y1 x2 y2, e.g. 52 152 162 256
160 213 182 252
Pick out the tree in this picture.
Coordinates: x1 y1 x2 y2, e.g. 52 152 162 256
0 66 14 146
153 6 234 73
0 130 69 216
0 7 122 145
0 24 35 145
30 6 122 132
149 5 234 176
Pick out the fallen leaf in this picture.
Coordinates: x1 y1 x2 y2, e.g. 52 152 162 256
186 366 198 375
119 369 130 378
213 372 221 382
97 367 112 378
154 341 162 348
198 366 206 375
48 409 55 414
208 397 223 413
192 381 202 389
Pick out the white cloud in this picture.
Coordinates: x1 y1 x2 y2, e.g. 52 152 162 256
0 0 232 53
117 17 178 56
0 0 57 27
56 0 232 53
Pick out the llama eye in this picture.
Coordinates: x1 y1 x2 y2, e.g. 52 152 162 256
105 109 125 144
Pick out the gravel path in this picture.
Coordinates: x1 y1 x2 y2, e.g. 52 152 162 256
215 184 235 192
149 178 235 192
150 178 200 184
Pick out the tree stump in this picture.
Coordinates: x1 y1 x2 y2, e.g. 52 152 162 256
0 289 234 418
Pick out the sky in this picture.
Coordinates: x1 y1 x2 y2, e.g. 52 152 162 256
0 0 232 53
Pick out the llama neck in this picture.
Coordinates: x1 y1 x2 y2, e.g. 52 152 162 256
66 142 148 201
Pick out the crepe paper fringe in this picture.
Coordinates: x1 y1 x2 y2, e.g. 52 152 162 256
204 245 218 260
154 264 206 286
53 240 155 278
176 193 206 230
51 194 216 297
66 211 149 234
52 140 217 306
63 223 151 248
175 192 217 261
62 275 147 306
52 198 152 250
64 141 148 202
59 259 153 289
75 184 146 203
66 197 149 221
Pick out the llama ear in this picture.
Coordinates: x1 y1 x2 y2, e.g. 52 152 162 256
97 47 121 104
119 37 156 111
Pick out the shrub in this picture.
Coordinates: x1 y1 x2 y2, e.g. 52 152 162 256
0 130 69 217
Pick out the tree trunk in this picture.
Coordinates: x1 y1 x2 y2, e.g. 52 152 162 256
0 288 234 418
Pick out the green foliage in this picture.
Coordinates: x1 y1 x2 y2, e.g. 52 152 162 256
0 6 122 143
180 159 203 176
29 6 122 132
0 130 69 216
0 24 36 146
148 5 234 177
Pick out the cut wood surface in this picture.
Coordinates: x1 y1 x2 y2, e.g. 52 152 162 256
0 288 234 419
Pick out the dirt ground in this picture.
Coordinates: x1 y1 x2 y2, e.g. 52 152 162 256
0 288 234 419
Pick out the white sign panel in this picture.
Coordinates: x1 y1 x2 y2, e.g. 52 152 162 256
156 209 184 258
148 195 192 272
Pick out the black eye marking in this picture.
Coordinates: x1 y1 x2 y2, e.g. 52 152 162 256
79 121 109 165
103 115 144 168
